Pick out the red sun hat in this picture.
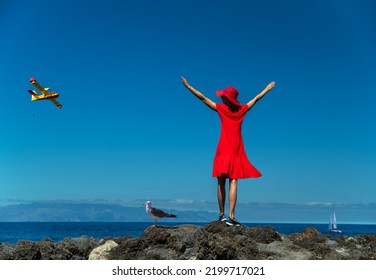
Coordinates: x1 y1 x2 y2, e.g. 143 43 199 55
216 86 241 106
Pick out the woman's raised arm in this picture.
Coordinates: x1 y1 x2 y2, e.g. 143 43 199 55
246 81 276 111
181 76 217 111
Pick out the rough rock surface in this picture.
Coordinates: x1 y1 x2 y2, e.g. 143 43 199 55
0 236 101 260
1 222 375 260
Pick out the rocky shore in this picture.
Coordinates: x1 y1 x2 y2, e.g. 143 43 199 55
1 222 375 260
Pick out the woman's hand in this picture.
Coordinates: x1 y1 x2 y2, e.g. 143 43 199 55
181 76 190 88
266 81 276 91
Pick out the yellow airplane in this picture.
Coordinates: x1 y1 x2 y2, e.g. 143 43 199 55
27 77 62 108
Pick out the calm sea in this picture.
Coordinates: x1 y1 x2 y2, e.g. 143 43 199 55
0 222 375 245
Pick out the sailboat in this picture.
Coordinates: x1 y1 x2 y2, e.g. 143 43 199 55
328 205 342 233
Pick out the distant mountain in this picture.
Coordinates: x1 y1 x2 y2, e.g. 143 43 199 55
1 200 375 223
0 201 216 222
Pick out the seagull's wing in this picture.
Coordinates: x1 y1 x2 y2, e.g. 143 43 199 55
151 207 176 218
151 207 170 218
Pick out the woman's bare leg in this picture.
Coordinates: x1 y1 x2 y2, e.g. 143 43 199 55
228 178 238 220
217 175 226 216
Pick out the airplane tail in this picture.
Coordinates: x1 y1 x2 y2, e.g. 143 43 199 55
27 89 37 96
28 90 38 100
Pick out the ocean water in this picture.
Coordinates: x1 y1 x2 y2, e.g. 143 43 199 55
0 222 375 245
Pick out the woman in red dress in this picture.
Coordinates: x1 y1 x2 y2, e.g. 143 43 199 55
181 76 275 226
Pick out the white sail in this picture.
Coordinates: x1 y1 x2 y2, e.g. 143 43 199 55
329 205 341 233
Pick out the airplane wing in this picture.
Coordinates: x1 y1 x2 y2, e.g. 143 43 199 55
30 77 49 95
50 98 62 108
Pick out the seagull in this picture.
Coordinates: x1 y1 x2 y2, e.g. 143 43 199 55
143 201 177 226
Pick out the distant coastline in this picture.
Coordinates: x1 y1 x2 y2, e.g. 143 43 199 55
1 200 375 224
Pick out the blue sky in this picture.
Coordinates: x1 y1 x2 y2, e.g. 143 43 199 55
1 0 375 222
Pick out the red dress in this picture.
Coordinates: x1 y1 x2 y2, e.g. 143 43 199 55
212 103 262 179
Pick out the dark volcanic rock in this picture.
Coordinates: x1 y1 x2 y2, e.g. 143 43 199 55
1 223 375 260
0 236 101 260
288 227 331 260
195 222 282 260
108 224 199 260
105 222 375 260
0 242 16 260
107 222 285 260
